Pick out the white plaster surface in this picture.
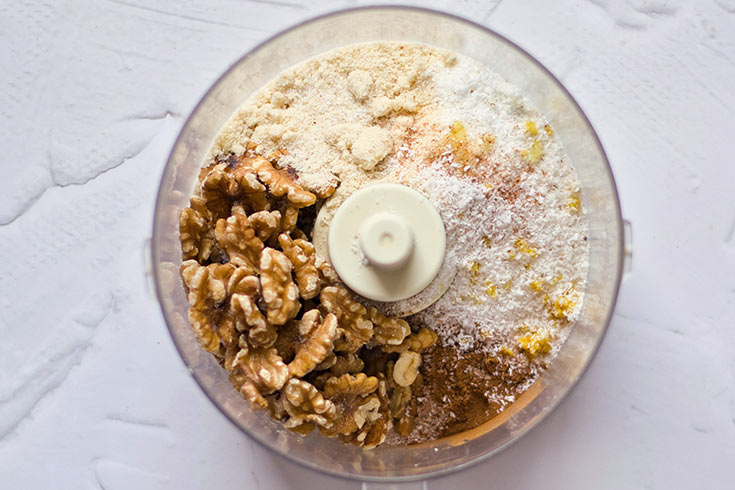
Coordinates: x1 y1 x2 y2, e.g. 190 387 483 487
1 0 734 488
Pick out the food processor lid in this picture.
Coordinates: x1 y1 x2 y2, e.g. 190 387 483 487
325 183 446 302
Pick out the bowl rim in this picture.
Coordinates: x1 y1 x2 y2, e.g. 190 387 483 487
152 4 625 483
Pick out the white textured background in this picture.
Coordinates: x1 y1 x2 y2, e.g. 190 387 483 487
1 1 734 489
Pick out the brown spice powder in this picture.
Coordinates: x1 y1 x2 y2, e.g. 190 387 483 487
386 341 540 445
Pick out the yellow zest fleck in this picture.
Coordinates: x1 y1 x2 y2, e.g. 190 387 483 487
485 282 497 298
553 274 562 284
485 183 493 189
521 139 544 164
545 288 578 321
550 296 575 320
525 120 538 136
544 124 554 136
468 261 481 285
507 249 516 260
481 235 492 248
517 327 553 358
500 346 515 357
529 280 544 292
449 121 468 146
568 190 581 213
445 121 474 170
514 238 538 258
502 280 512 290
439 121 495 173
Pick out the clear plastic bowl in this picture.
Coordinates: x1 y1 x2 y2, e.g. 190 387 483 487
152 6 625 482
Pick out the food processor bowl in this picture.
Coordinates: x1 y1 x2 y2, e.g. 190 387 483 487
152 6 625 482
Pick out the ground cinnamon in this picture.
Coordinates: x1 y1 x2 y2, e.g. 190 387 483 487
387 341 539 445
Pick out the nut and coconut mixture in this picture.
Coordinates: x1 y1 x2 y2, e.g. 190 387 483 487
178 42 589 447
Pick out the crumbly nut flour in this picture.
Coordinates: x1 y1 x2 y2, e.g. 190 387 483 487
203 42 589 444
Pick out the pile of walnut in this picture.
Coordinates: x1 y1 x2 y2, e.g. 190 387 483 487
179 149 437 449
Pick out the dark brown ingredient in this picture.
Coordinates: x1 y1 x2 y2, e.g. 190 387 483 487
390 342 539 444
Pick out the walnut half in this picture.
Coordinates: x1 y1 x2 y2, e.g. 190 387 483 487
260 248 301 325
392 351 421 387
232 339 290 399
382 327 437 353
278 233 334 300
215 214 264 274
180 261 237 354
320 286 374 353
200 159 271 217
251 156 316 208
321 373 380 437
228 269 277 348
282 379 336 433
287 310 339 377
321 373 391 448
369 307 410 346
179 196 215 262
